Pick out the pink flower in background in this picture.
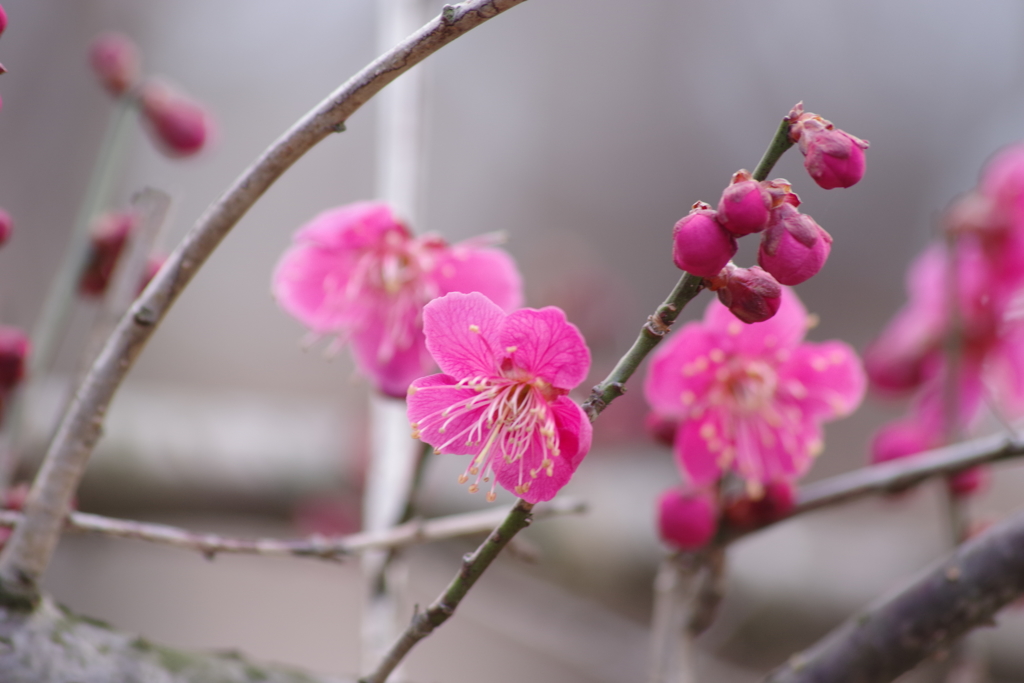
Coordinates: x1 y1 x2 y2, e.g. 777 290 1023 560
644 288 865 493
273 202 523 397
407 292 591 504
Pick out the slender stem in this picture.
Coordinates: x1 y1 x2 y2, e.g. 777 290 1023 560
582 113 796 423
717 431 1024 543
582 273 705 421
359 499 535 683
0 498 582 561
0 0 531 607
751 116 795 182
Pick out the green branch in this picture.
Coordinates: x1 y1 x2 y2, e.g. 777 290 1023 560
359 499 535 683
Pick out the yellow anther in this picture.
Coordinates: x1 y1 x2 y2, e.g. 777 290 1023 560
458 474 469 484
486 491 497 502
506 346 518 353
468 484 480 493
469 324 481 333
469 466 480 476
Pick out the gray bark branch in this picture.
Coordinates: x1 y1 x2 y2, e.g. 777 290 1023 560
0 0 530 605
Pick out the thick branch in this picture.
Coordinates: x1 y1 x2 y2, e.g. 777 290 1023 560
0 0 529 605
0 596 353 683
761 506 1024 683
359 499 535 683
718 432 1024 543
0 499 582 561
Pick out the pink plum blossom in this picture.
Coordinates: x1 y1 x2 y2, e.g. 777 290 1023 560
672 202 737 278
644 288 865 493
406 291 591 504
657 488 717 550
273 202 522 398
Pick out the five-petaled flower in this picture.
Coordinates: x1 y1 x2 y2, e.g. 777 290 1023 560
273 202 522 397
644 288 865 494
407 291 592 504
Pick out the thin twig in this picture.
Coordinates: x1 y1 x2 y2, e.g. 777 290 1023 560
761 506 1024 683
0 498 583 561
718 431 1024 544
359 499 536 683
0 0 530 607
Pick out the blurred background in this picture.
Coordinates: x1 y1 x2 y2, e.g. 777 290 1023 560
0 0 1023 681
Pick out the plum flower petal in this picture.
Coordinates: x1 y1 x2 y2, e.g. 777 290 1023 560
644 288 865 490
408 292 591 504
273 202 523 397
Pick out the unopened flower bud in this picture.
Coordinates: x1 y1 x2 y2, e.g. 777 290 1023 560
644 412 677 447
707 263 782 324
947 466 987 499
139 79 211 157
657 488 717 550
0 208 12 248
672 202 737 278
717 170 771 236
89 32 140 97
723 480 795 529
762 178 801 209
757 204 832 285
789 106 869 190
0 5 8 39
79 211 137 297
870 417 935 465
138 253 166 294
0 326 29 393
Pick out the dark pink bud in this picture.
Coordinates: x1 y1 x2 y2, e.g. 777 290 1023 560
0 5 8 38
644 412 677 447
793 117 869 190
947 466 987 499
870 418 936 465
89 32 140 98
139 80 211 157
864 343 934 395
723 480 795 529
79 211 137 297
672 202 737 278
0 326 29 393
717 170 771 236
757 204 832 285
0 208 12 248
707 263 782 324
657 488 717 550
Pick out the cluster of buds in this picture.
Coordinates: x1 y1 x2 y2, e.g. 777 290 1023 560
88 32 211 157
671 104 866 324
866 143 1024 499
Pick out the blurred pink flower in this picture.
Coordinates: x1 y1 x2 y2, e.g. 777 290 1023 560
407 291 591 504
273 203 522 397
644 288 865 492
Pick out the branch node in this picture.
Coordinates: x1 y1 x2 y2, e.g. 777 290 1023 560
441 4 459 24
332 122 347 133
132 305 157 327
644 313 671 337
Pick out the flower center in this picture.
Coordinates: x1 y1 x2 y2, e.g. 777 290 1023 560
718 359 779 414
411 375 561 501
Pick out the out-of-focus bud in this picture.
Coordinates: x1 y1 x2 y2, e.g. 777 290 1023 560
947 466 988 499
644 412 677 447
717 170 771 236
870 417 936 465
706 263 782 324
139 79 210 157
980 143 1024 219
722 479 795 529
89 32 140 98
0 327 28 393
757 204 832 285
137 253 166 295
672 202 737 278
0 208 12 248
788 103 869 190
657 488 718 550
79 210 137 297
0 5 8 39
